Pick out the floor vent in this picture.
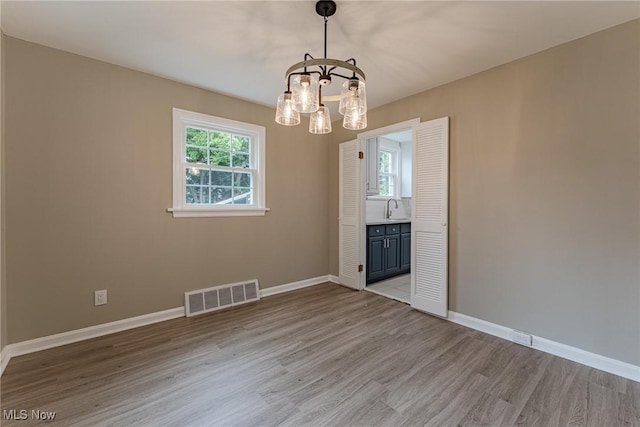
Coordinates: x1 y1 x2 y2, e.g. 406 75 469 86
185 279 260 317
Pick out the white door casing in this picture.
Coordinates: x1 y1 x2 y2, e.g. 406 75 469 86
411 117 449 317
339 139 363 289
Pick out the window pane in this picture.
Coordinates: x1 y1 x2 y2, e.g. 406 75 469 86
209 150 231 167
186 146 208 164
211 186 232 204
232 135 250 153
211 170 232 186
186 127 208 146
186 185 210 204
175 110 265 214
379 151 391 173
233 187 252 205
185 168 210 185
379 175 390 196
234 172 252 188
209 132 230 150
232 153 250 168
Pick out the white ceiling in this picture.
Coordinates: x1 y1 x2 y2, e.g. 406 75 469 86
2 1 639 115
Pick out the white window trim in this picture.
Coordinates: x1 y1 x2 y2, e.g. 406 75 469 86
168 108 267 218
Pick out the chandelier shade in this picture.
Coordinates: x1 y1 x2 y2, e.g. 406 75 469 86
339 79 367 116
274 0 367 134
275 91 301 126
291 74 320 113
343 107 367 130
309 105 332 134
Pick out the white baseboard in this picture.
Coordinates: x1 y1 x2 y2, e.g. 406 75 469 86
0 307 185 376
260 275 330 297
448 311 640 382
7 278 634 383
0 345 9 374
1 275 334 375
328 275 340 284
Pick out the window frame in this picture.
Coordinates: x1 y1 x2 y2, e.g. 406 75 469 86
169 108 267 218
377 147 400 198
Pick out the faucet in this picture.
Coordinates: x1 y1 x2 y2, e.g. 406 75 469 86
386 198 398 219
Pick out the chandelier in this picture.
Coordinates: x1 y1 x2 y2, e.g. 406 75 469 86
275 0 367 134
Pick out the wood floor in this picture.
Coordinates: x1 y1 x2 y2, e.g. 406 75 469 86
1 283 638 426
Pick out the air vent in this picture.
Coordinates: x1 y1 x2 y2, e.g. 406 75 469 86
185 279 260 317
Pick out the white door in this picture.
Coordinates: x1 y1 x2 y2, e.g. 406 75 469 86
339 139 363 289
411 117 449 317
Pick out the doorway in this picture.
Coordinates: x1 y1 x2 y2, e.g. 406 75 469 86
338 116 450 318
359 122 416 304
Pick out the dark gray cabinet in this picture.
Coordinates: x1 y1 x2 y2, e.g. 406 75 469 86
366 223 410 284
367 235 386 281
400 223 411 273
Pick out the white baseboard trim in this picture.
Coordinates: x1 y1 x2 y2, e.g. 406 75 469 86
448 311 640 382
1 275 335 375
10 277 634 383
0 345 9 375
0 307 185 376
260 275 330 298
328 275 340 284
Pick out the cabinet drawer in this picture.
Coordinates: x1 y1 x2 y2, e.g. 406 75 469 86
385 224 401 235
368 226 385 237
401 223 411 234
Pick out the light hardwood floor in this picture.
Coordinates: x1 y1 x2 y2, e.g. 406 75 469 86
1 283 638 426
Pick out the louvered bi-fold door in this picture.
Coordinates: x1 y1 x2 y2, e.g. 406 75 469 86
338 139 362 289
411 117 449 317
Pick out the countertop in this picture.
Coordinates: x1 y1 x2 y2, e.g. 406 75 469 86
366 219 411 226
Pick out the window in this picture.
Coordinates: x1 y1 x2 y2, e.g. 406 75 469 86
378 149 397 197
170 109 266 217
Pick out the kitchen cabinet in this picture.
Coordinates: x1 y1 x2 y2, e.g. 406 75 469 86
400 223 411 273
367 234 385 282
366 222 410 284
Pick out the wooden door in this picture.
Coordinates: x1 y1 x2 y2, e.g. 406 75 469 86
410 117 449 317
339 139 363 289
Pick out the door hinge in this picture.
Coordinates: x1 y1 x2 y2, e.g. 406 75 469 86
358 151 364 159
358 264 364 272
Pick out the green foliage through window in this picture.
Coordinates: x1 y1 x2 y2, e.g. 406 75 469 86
185 127 253 205
379 150 395 197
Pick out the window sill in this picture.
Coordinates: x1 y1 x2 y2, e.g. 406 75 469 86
167 207 269 218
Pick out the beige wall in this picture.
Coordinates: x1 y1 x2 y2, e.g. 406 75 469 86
4 19 639 367
330 20 640 365
4 37 331 344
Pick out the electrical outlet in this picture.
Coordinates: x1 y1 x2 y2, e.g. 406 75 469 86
510 330 532 346
94 290 107 306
